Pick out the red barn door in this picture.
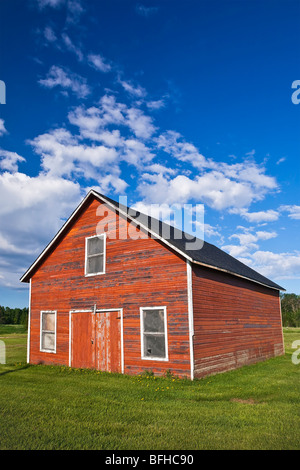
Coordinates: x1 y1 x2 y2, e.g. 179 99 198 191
71 311 95 369
71 310 122 373
95 311 122 373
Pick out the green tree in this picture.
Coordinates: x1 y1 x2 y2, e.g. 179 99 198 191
0 305 5 324
280 293 300 327
0 306 28 328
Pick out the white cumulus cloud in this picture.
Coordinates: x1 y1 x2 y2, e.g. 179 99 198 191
0 119 7 137
39 65 90 98
280 205 300 220
0 150 26 172
88 53 111 72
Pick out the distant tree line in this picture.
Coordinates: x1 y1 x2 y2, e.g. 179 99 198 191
0 306 28 327
280 293 300 327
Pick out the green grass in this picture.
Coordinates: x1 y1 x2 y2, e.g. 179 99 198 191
0 324 27 363
0 326 299 450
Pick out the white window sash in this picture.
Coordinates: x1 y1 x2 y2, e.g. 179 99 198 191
140 306 168 361
85 233 106 276
40 310 57 353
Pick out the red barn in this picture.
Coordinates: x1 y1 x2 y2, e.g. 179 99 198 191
20 190 285 379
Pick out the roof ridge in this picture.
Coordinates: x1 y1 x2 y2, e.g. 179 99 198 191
20 189 284 291
95 190 284 291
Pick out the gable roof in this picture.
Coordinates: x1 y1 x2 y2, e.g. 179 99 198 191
20 189 284 291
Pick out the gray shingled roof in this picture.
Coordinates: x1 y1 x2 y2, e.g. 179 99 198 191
102 192 284 291
21 190 284 291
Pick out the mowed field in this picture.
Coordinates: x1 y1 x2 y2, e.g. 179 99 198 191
0 326 299 450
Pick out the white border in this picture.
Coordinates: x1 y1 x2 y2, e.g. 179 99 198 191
69 308 124 373
85 233 106 277
140 306 169 361
40 310 57 353
186 260 194 380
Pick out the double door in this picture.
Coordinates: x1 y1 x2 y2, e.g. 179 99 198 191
70 309 122 373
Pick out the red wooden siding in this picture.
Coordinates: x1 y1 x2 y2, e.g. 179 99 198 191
29 196 191 377
192 264 284 378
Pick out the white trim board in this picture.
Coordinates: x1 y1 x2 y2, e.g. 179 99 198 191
186 260 194 380
27 279 32 363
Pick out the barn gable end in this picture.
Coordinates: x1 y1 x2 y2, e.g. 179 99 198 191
28 195 191 377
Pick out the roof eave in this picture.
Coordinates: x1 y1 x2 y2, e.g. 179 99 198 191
20 189 192 283
20 190 95 283
20 189 285 292
191 259 285 292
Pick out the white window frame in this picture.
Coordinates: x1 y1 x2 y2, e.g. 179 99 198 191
40 310 57 354
85 234 106 277
140 306 168 361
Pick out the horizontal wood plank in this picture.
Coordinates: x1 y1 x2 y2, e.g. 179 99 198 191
192 264 284 378
30 197 190 378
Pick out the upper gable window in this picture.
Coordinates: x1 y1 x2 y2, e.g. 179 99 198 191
85 234 106 276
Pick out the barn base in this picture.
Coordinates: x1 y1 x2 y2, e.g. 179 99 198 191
193 345 285 379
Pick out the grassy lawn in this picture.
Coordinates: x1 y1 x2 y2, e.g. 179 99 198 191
0 324 27 364
0 326 299 450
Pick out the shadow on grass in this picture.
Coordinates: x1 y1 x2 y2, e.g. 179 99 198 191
0 363 31 376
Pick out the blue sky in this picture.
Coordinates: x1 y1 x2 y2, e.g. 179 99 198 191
0 0 299 307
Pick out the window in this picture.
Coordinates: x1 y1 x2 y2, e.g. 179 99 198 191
40 311 56 353
85 234 106 276
140 307 168 360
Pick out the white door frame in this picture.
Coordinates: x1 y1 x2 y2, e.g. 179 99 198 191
69 307 124 374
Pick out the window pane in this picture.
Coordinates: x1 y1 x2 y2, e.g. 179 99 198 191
42 312 55 332
42 332 55 351
88 236 104 256
144 334 165 358
143 309 164 333
87 254 104 274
